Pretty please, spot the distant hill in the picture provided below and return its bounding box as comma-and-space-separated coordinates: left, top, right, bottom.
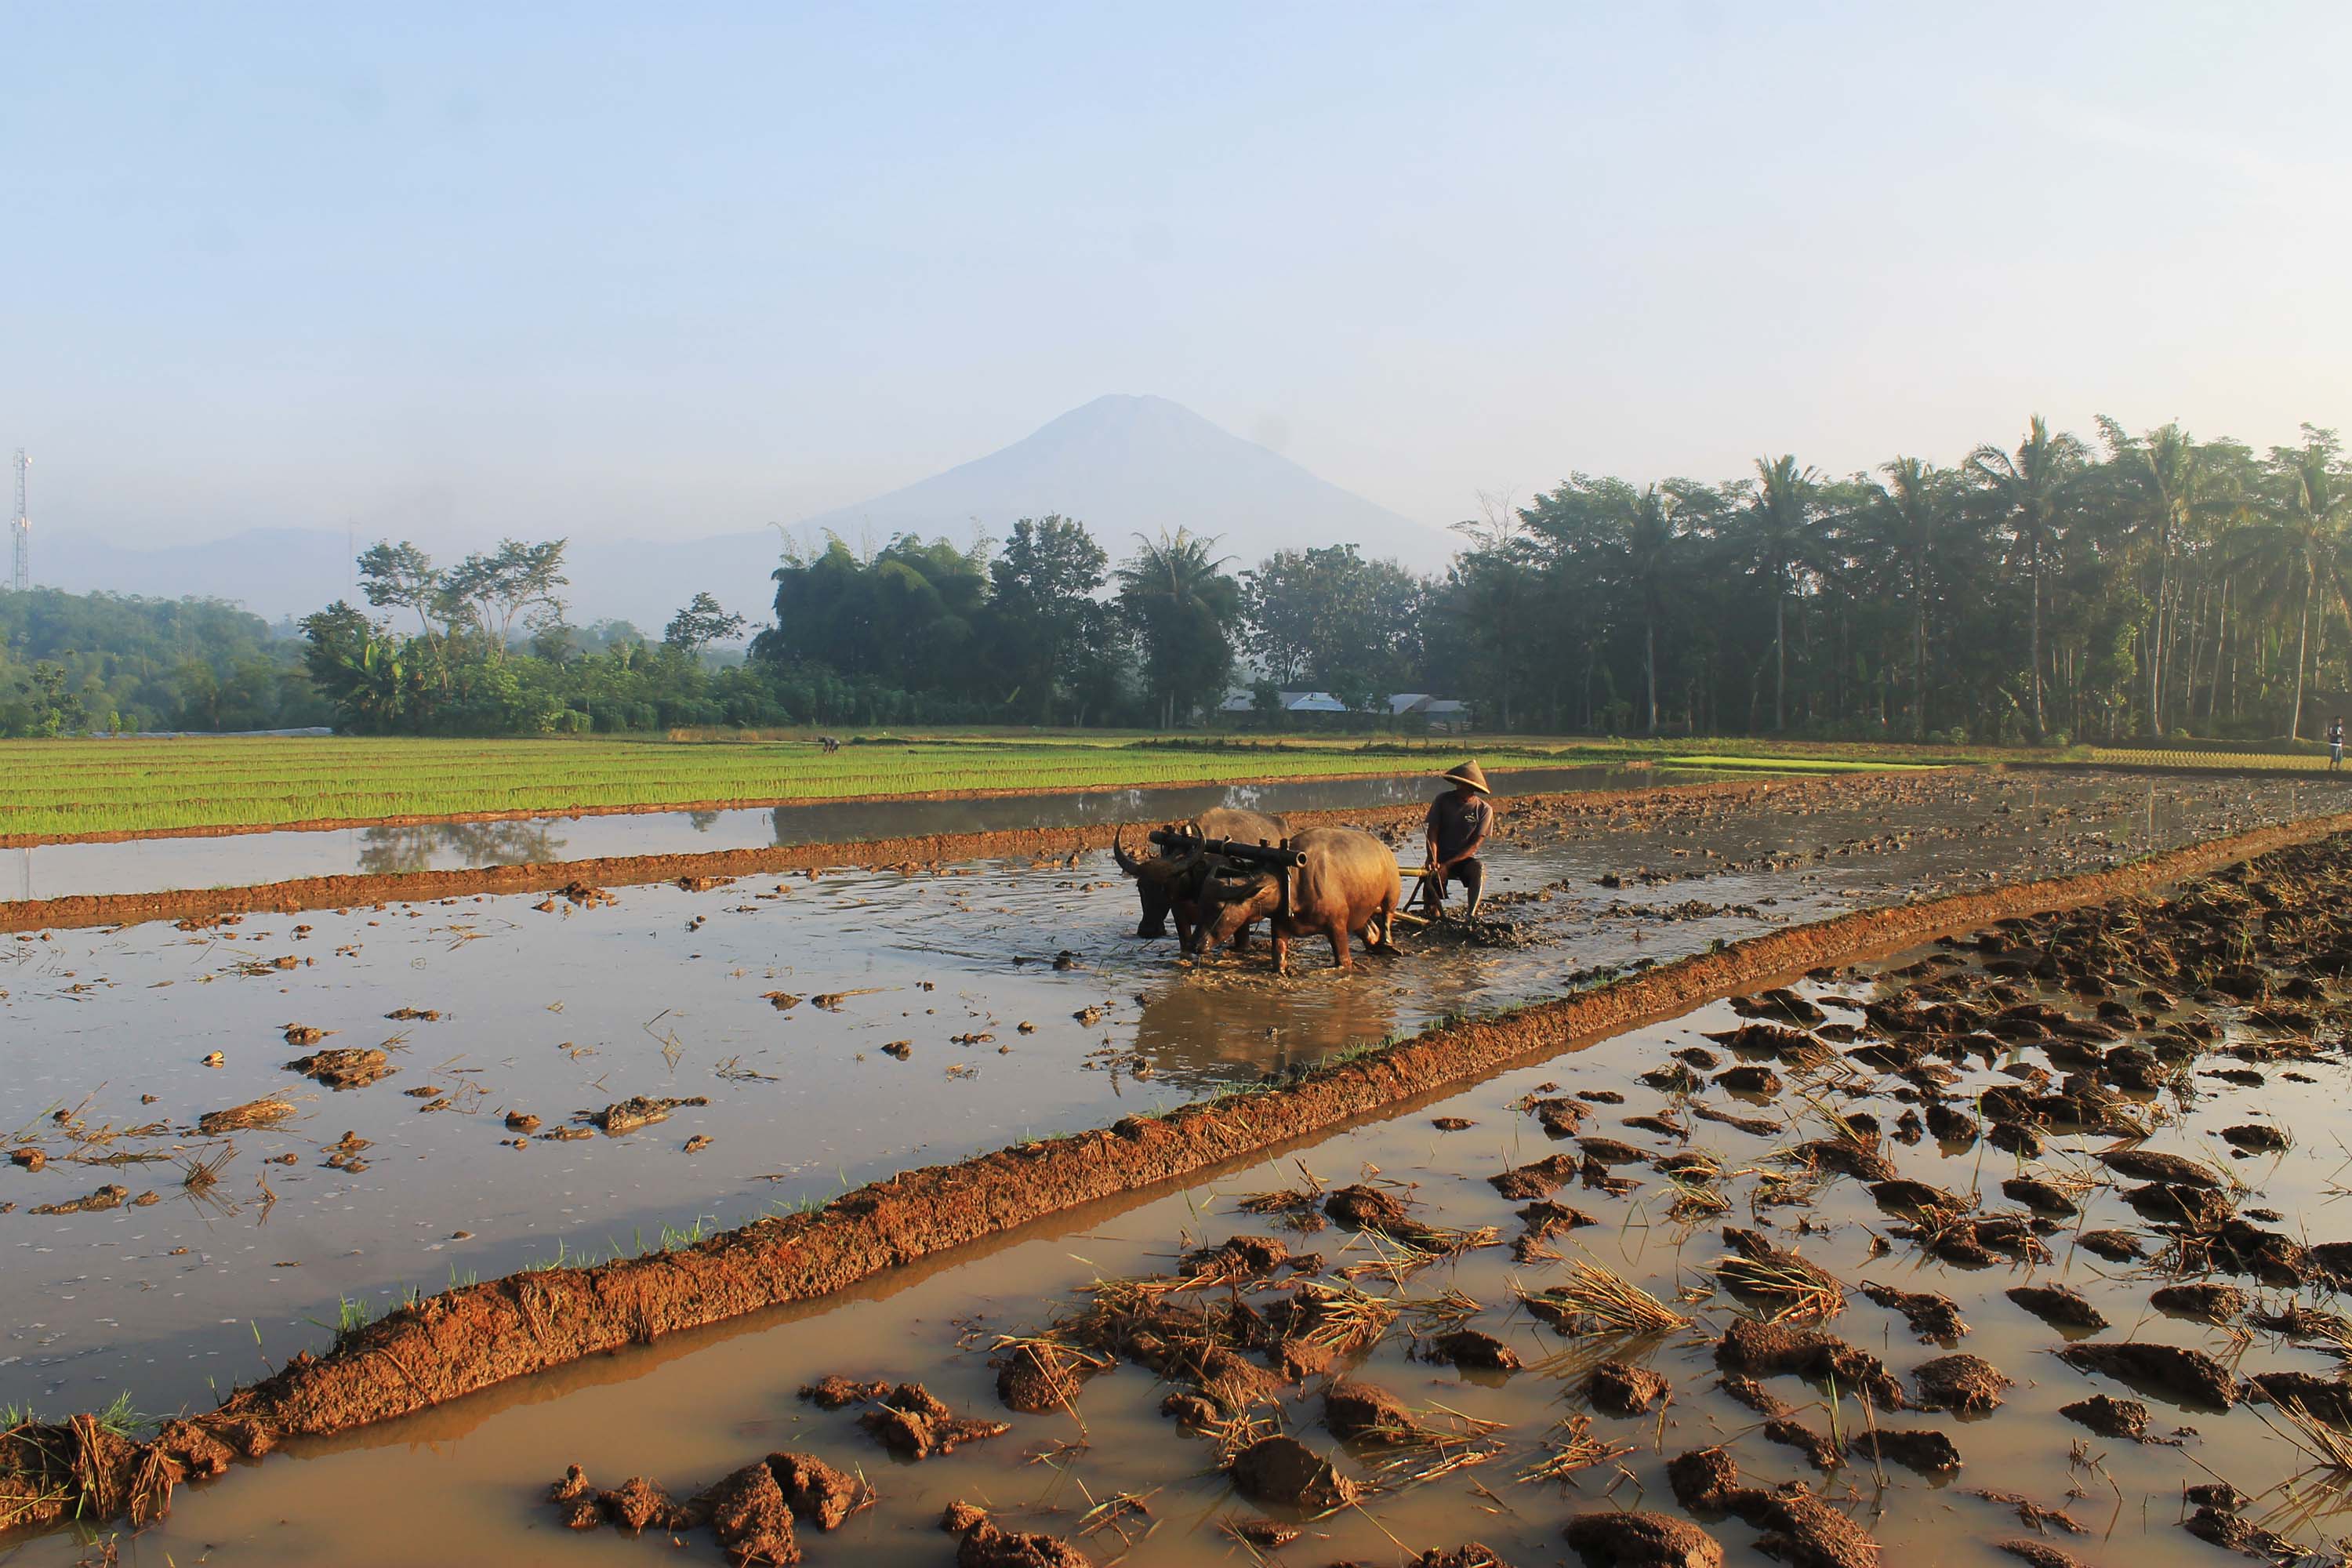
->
29, 396, 1454, 631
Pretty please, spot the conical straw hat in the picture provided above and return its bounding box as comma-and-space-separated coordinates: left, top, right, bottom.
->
1442, 760, 1491, 793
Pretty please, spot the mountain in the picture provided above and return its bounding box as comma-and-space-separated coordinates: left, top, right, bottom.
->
28, 396, 1453, 631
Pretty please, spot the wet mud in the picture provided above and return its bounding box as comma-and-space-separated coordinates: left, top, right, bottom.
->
13, 804, 2352, 1548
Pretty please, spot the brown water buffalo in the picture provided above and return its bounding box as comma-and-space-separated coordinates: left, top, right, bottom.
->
1112, 807, 1290, 944
1185, 826, 1401, 975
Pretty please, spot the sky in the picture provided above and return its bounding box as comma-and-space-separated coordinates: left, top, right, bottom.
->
5, 2, 2349, 554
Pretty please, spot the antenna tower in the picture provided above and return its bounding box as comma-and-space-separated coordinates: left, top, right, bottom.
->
9, 450, 26, 593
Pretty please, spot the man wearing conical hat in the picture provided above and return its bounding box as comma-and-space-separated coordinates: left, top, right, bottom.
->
1422, 760, 1494, 919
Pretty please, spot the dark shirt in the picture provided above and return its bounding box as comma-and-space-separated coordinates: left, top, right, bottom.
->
1427, 791, 1494, 861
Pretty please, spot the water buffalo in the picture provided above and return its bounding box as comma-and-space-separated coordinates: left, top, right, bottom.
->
1111, 807, 1290, 944
1185, 826, 1401, 975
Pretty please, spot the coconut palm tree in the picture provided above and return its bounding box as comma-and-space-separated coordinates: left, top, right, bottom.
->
1731, 456, 1831, 730
1865, 457, 1965, 740
1968, 416, 2089, 742
2230, 435, 2352, 741
2110, 422, 2228, 736
1116, 528, 1241, 729
1611, 485, 1686, 735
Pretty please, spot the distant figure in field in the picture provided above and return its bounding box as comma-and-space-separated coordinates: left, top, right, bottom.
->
2331, 717, 2344, 773
1422, 760, 1494, 919
818, 735, 841, 753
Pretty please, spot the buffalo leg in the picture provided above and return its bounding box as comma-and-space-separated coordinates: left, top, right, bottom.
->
1271, 931, 1289, 976
1327, 922, 1352, 972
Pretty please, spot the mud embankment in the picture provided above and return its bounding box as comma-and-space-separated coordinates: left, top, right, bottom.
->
0, 773, 1860, 935
9, 806, 2352, 1536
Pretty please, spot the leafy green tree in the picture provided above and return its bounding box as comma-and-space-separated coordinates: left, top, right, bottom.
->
1730, 456, 1835, 731
356, 541, 446, 638
985, 515, 1109, 723
663, 592, 748, 655
1116, 528, 1241, 728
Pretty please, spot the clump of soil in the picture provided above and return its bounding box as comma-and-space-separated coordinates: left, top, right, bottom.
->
855, 1384, 1011, 1459
1587, 1360, 1671, 1417
578, 1095, 710, 1134
31, 1182, 131, 1215
1324, 1183, 1411, 1229
197, 1097, 296, 1135
2059, 1342, 2239, 1409
1667, 1445, 1741, 1512
285, 1047, 393, 1090
1228, 1434, 1356, 1510
2005, 1285, 2106, 1332
1562, 1509, 1724, 1567
1848, 1428, 1962, 1475
994, 1342, 1090, 1414
1715, 1318, 1904, 1410
1323, 1379, 1426, 1444
2147, 1283, 2245, 1324
1490, 1155, 1580, 1200
1425, 1329, 1520, 1370
2057, 1394, 2150, 1440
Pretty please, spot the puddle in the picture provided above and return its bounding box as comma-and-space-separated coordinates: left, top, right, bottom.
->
0, 770, 2344, 1440
13, 880, 2348, 1566
2, 764, 1690, 902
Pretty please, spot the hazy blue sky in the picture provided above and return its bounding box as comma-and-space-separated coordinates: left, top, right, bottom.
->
7, 2, 2347, 551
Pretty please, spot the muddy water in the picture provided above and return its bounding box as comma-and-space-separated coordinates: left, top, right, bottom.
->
0, 773, 2341, 1439
16, 956, 2345, 1568
2, 764, 1666, 901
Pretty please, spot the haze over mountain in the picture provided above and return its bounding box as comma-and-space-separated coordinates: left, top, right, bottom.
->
29, 396, 1453, 634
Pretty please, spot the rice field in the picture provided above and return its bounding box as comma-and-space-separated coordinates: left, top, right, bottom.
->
13, 729, 2307, 844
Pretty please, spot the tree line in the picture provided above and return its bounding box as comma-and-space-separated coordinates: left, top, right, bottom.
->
13, 411, 2349, 742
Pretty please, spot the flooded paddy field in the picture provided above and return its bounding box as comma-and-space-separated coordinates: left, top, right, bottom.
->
2, 767, 2350, 1564
0, 770, 2336, 1421
3, 764, 1666, 903
15, 817, 2352, 1566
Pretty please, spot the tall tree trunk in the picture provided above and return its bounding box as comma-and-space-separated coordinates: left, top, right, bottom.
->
1773, 589, 1786, 731
2292, 565, 2314, 742
1643, 615, 1657, 735
2028, 538, 2045, 742
1912, 551, 1928, 740
2205, 577, 2228, 724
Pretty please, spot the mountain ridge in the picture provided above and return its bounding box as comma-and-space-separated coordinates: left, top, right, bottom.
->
25, 396, 1452, 630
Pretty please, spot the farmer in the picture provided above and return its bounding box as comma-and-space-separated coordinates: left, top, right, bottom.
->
1421, 760, 1494, 919
2331, 716, 2344, 773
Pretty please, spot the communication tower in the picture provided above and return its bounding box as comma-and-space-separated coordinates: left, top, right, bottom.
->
9, 449, 26, 593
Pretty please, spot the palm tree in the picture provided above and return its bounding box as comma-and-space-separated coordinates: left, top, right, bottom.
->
1733, 456, 1829, 730
1968, 416, 2088, 742
1611, 485, 1685, 735
2116, 423, 2224, 736
1115, 528, 1240, 729
1867, 457, 1962, 740
2230, 436, 2352, 741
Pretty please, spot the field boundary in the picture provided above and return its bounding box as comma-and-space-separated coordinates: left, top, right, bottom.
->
9, 804, 2351, 1534
0, 772, 1860, 933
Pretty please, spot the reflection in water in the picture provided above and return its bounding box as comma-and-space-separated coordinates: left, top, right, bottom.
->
1131, 967, 1403, 1083
354, 820, 568, 875
688, 810, 720, 831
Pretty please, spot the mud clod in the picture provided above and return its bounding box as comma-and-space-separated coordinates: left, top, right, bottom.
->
31, 1182, 129, 1216
2005, 1285, 2107, 1332
996, 1341, 1087, 1414
957, 1520, 1095, 1568
1324, 1378, 1425, 1444
1324, 1183, 1411, 1230
1587, 1360, 1671, 1417
196, 1097, 296, 1135
1849, 1428, 1962, 1475
1717, 1318, 1904, 1410
1427, 1329, 1521, 1370
285, 1047, 393, 1090
1228, 1433, 1356, 1510
1667, 1445, 1741, 1512
579, 1094, 710, 1134
694, 1461, 801, 1566
2059, 1342, 2239, 1409
1562, 1509, 1725, 1568
767, 1452, 870, 1530
856, 1383, 1010, 1458
2058, 1394, 2150, 1440
1726, 1483, 1882, 1568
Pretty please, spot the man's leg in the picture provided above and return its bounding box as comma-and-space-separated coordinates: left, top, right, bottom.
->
1458, 857, 1485, 918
